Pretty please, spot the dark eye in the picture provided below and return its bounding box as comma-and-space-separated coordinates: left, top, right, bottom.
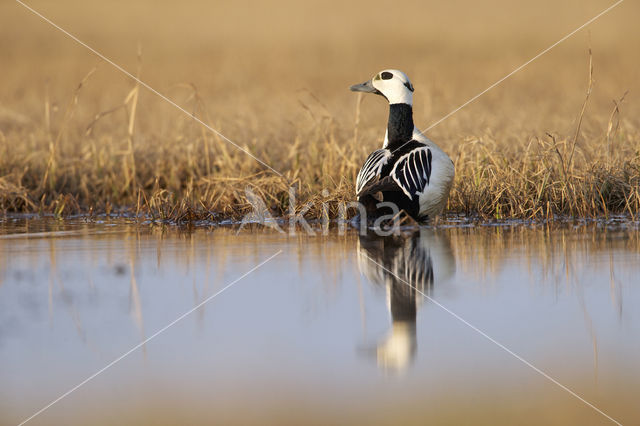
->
381, 72, 393, 80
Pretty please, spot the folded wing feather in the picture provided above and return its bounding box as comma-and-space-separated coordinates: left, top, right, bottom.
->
356, 149, 391, 195
391, 147, 432, 199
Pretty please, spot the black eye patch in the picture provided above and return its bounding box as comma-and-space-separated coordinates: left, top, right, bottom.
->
381, 71, 393, 80
404, 81, 414, 92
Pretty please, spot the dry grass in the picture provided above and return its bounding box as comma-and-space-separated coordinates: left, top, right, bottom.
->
0, 0, 639, 222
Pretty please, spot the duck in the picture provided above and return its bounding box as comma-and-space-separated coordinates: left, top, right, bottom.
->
350, 69, 454, 220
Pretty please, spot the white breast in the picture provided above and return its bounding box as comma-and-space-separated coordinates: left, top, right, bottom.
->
412, 128, 455, 217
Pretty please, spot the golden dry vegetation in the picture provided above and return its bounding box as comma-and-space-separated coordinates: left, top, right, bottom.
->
0, 0, 639, 221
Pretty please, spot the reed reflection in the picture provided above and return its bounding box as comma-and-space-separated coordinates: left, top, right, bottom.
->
357, 229, 455, 372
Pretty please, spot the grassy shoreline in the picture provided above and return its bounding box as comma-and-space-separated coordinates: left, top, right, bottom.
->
1, 79, 638, 222
1, 1, 638, 222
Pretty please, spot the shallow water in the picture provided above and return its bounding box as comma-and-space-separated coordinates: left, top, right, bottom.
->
1, 218, 639, 425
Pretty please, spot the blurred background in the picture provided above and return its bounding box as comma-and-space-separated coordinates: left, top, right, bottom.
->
1, 0, 637, 142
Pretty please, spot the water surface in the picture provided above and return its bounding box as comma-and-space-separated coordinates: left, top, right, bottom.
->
1, 219, 639, 425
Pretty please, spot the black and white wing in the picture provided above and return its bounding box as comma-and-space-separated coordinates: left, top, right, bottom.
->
391, 147, 432, 199
356, 149, 391, 195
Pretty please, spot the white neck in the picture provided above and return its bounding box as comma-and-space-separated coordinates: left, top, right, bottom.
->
386, 90, 413, 105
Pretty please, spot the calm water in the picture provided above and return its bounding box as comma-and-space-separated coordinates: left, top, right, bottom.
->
1, 218, 639, 425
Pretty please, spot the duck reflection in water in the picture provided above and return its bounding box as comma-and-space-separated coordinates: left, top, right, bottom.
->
357, 229, 455, 372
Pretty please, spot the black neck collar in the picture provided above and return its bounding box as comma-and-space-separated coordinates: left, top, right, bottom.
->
387, 103, 414, 147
